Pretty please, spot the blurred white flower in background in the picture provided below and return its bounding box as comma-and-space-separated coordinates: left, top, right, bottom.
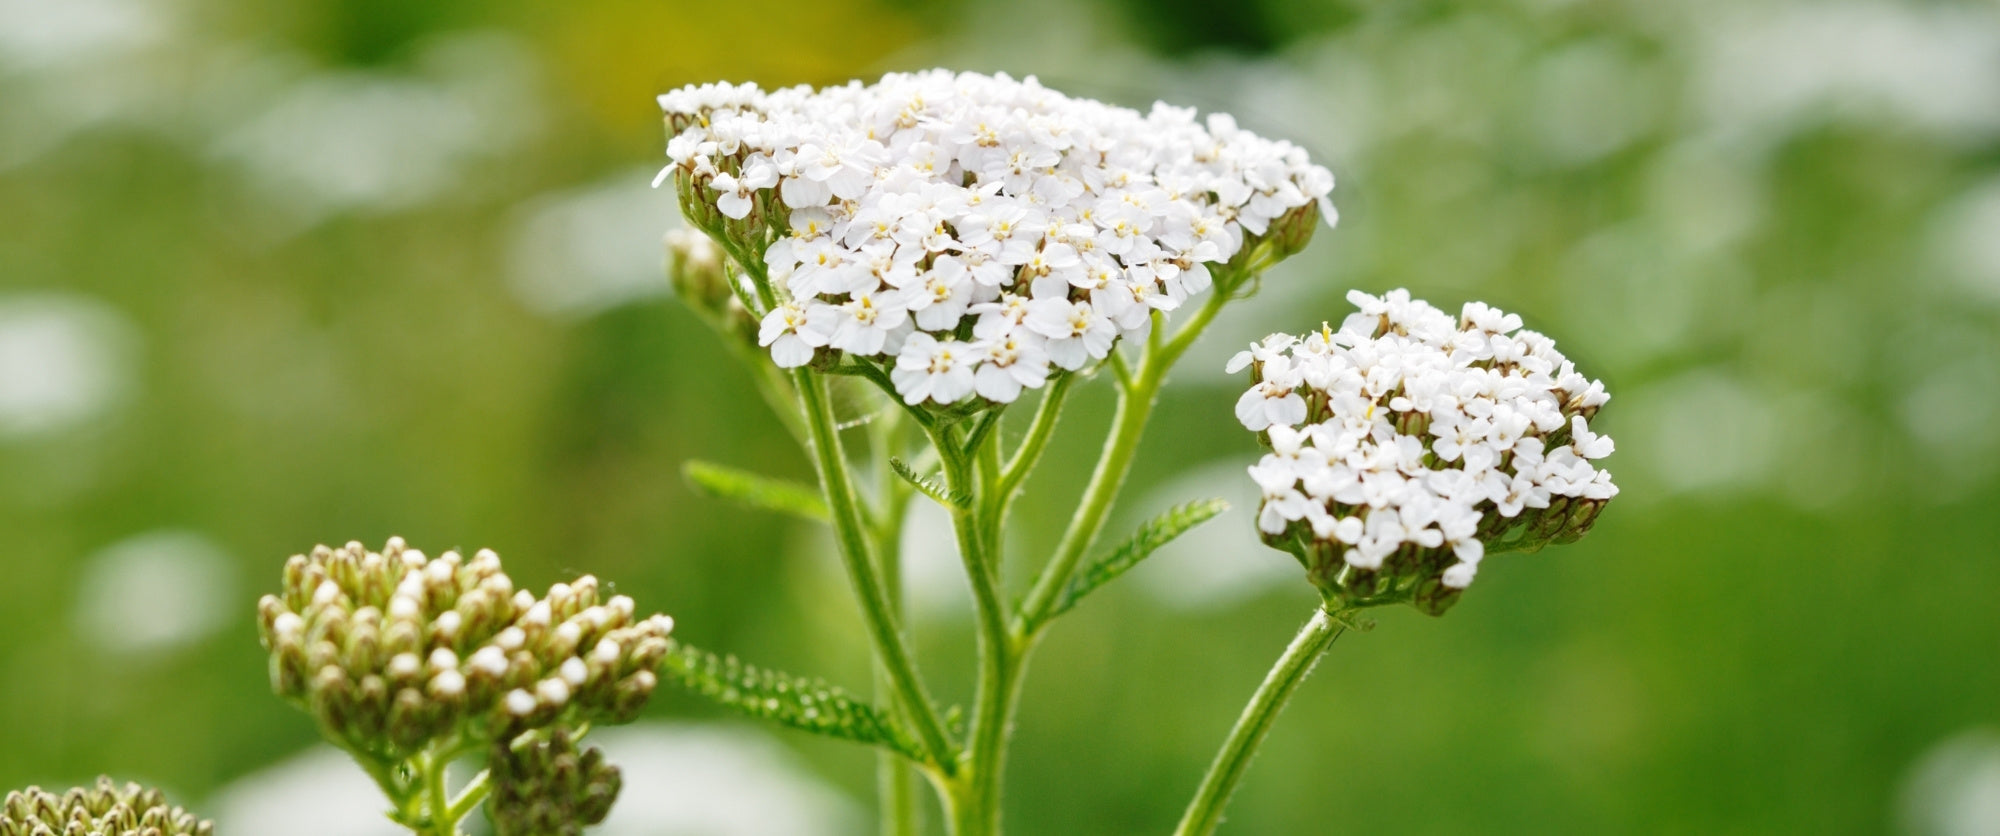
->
1697, 2, 2000, 147
0, 292, 138, 440
209, 746, 406, 836
1900, 729, 2000, 836
211, 32, 544, 233
897, 495, 973, 619
1897, 331, 2000, 499
75, 529, 235, 656
0, 0, 176, 168
505, 169, 685, 318
212, 724, 855, 836
1931, 177, 2000, 306
1525, 39, 1664, 167
589, 723, 860, 836
0, 0, 167, 73
1627, 371, 1776, 496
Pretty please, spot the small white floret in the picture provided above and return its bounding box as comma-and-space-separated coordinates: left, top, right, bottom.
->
387, 653, 421, 678
505, 689, 537, 716
429, 669, 466, 698
536, 678, 571, 707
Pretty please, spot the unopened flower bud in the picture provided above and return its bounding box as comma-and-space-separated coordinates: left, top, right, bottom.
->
260, 537, 676, 788
469, 646, 509, 679
430, 670, 466, 699
506, 689, 537, 717
487, 727, 621, 836
388, 653, 422, 680
3, 778, 211, 836
433, 610, 463, 640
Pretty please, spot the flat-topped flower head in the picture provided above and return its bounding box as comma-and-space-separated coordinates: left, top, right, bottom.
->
1231, 290, 1616, 615
3, 777, 212, 836
660, 69, 1336, 408
257, 538, 673, 759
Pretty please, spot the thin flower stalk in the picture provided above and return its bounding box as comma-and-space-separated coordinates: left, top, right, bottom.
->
1173, 609, 1345, 836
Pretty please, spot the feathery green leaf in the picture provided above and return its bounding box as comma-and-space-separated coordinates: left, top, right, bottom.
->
889, 457, 969, 509
659, 640, 926, 762
683, 460, 828, 523
1043, 498, 1230, 623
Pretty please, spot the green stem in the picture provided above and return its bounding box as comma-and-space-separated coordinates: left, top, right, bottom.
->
424, 752, 454, 836
931, 426, 1015, 836
1015, 289, 1229, 635
994, 374, 1072, 513
879, 749, 921, 836
1172, 608, 1346, 836
440, 769, 490, 829
795, 368, 957, 769
1012, 379, 1152, 635
869, 406, 923, 836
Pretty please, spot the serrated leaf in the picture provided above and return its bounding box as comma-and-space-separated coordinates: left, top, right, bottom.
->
683, 460, 828, 523
889, 457, 969, 509
1044, 498, 1230, 623
659, 640, 925, 761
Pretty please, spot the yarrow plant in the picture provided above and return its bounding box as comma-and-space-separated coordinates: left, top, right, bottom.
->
647, 67, 1620, 836
2, 67, 1623, 836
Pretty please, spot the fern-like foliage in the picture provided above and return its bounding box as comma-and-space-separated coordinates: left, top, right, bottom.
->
1042, 498, 1230, 623
659, 640, 926, 762
683, 460, 829, 523
889, 457, 969, 509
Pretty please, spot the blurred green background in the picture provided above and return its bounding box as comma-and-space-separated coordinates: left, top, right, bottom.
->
4, 0, 1999, 833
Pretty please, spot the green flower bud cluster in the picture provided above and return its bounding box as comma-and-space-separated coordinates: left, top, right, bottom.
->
256, 538, 674, 760
1216, 201, 1325, 297
665, 228, 730, 312
2, 778, 211, 836
666, 227, 759, 347
487, 728, 621, 836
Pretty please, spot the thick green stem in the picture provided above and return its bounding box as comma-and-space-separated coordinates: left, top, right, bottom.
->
870, 407, 923, 836
1172, 608, 1346, 836
795, 369, 956, 768
424, 752, 454, 836
930, 427, 1015, 836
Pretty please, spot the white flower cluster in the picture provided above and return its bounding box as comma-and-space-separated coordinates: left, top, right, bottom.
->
1232, 290, 1616, 594
658, 70, 1335, 406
